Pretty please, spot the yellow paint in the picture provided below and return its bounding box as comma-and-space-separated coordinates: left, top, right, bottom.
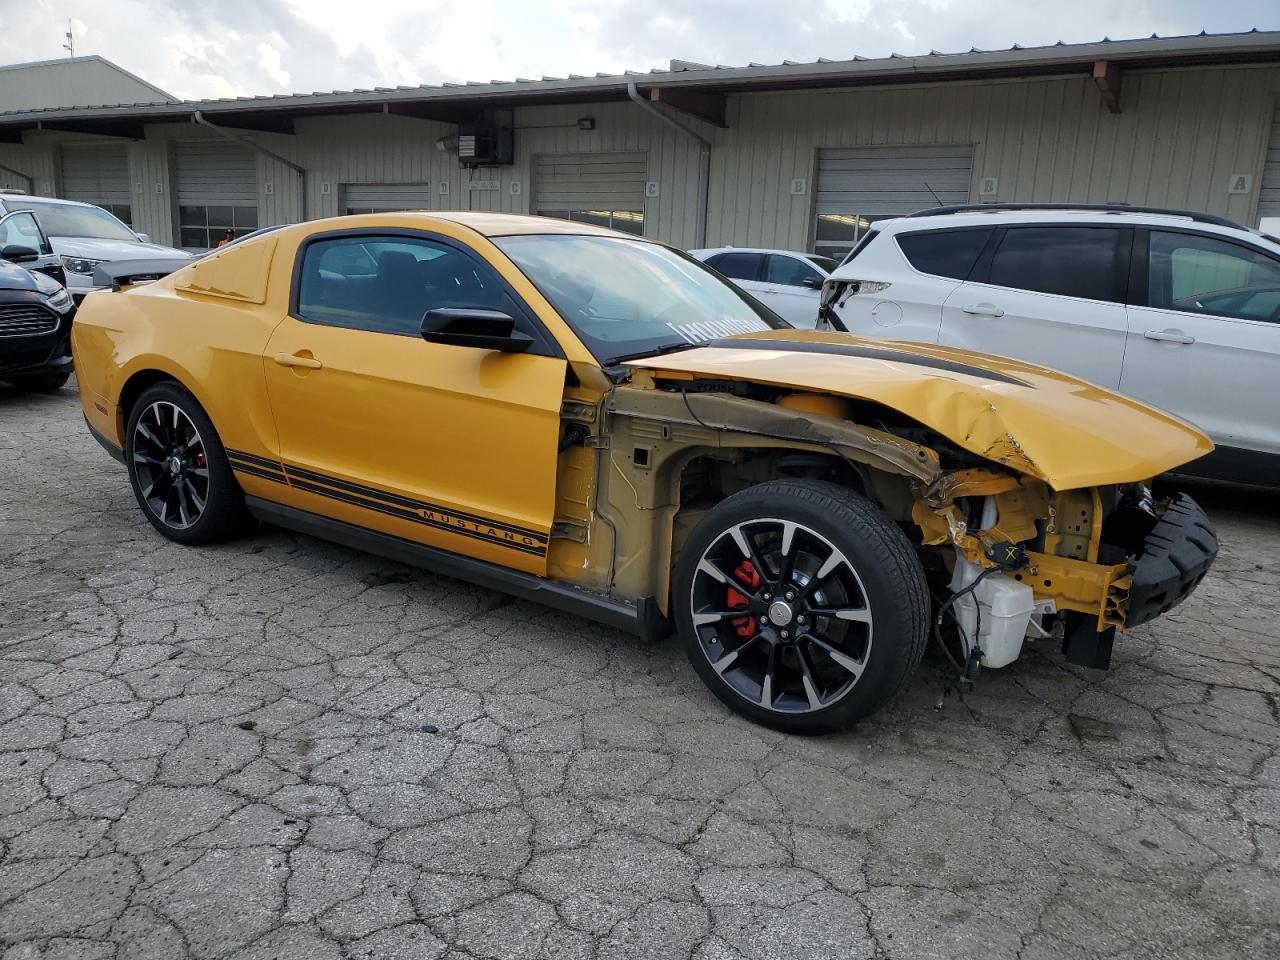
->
628, 328, 1213, 491
776, 392, 852, 419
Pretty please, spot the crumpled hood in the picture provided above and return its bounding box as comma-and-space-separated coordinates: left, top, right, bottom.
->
626, 329, 1212, 490
50, 236, 191, 262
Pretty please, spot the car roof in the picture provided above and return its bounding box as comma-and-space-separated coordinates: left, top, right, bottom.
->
258, 211, 645, 242
0, 193, 100, 210
873, 207, 1262, 237
691, 247, 820, 258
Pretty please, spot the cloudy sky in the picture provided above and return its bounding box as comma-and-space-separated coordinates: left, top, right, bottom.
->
2, 0, 1278, 101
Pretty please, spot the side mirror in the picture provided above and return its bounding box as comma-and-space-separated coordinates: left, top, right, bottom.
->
135, 232, 151, 243
1, 244, 39, 263
802, 275, 823, 290
421, 307, 533, 353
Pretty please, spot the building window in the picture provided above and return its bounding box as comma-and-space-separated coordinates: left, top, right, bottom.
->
538, 209, 644, 236
813, 213, 891, 261
179, 205, 258, 250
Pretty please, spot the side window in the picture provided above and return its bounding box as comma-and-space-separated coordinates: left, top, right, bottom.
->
765, 255, 821, 287
1148, 230, 1280, 323
896, 228, 992, 280
0, 211, 47, 254
710, 252, 764, 282
296, 235, 511, 335
988, 227, 1123, 302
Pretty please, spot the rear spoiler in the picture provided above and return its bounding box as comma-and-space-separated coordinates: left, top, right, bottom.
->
93, 258, 188, 290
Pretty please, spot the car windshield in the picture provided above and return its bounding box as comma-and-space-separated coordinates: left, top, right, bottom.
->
494, 234, 788, 364
3, 199, 137, 242
806, 255, 840, 273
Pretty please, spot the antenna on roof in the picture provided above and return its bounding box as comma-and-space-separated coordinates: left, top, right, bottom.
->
922, 181, 945, 207
62, 19, 74, 58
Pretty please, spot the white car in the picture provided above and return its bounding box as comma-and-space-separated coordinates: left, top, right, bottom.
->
0, 194, 190, 300
821, 204, 1280, 485
689, 247, 840, 326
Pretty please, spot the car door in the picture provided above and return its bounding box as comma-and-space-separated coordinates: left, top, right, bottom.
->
0, 210, 65, 286
938, 225, 1131, 388
706, 252, 769, 302
758, 254, 823, 326
261, 230, 568, 576
1120, 228, 1280, 472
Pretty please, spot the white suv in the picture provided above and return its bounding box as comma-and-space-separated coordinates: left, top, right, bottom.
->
822, 204, 1280, 485
0, 193, 190, 301
690, 247, 840, 326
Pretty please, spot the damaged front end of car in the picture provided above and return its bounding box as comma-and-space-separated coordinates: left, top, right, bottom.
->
615, 329, 1219, 675
913, 469, 1218, 673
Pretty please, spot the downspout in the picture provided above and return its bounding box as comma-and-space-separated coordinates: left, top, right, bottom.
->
626, 81, 710, 248
192, 110, 307, 221
0, 161, 34, 193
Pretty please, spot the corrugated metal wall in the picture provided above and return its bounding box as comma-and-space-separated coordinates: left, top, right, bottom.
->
708, 65, 1280, 250
1, 64, 1277, 254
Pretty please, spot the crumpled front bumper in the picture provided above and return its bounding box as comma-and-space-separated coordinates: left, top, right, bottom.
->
1125, 494, 1218, 628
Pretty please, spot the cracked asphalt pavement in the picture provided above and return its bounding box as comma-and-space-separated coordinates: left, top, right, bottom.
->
2, 381, 1278, 960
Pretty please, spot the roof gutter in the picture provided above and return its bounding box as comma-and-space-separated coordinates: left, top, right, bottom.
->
627, 81, 710, 248
192, 110, 306, 217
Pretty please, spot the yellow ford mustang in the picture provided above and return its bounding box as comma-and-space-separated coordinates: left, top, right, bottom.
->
74, 213, 1218, 732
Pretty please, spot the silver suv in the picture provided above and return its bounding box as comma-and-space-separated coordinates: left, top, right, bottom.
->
0, 193, 190, 301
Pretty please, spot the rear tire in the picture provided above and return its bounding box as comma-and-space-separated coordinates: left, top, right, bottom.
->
10, 371, 70, 393
672, 480, 928, 733
125, 381, 248, 545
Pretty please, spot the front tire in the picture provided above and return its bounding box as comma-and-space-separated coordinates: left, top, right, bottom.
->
673, 480, 928, 733
125, 382, 247, 545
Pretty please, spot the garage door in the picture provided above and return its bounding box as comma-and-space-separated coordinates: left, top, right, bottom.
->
533, 152, 646, 234
60, 144, 132, 225
174, 141, 258, 250
343, 183, 432, 214
814, 145, 974, 259
1258, 102, 1280, 233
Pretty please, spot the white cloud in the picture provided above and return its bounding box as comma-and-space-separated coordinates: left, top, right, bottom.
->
0, 0, 1274, 101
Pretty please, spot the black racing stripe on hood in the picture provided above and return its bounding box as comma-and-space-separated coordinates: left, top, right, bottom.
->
704, 338, 1029, 387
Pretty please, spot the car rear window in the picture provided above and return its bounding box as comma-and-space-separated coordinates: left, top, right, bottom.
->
709, 252, 764, 282
839, 229, 880, 267
896, 228, 992, 280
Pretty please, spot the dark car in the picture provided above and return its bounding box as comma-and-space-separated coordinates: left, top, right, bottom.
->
0, 250, 77, 392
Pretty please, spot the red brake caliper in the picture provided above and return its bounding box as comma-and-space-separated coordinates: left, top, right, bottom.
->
725, 560, 761, 638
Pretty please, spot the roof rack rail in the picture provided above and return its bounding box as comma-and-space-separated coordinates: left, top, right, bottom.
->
906, 203, 1243, 230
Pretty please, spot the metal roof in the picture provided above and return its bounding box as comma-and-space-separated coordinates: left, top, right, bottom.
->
1, 28, 1278, 135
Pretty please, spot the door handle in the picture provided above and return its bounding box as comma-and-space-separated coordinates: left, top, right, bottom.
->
273, 352, 323, 369
1143, 329, 1196, 345
961, 303, 1005, 318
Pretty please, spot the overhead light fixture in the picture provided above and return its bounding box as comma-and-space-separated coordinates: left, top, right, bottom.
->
577, 117, 595, 131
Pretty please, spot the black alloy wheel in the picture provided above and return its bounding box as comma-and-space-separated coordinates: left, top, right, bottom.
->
674, 480, 929, 733
132, 398, 210, 530
126, 381, 248, 545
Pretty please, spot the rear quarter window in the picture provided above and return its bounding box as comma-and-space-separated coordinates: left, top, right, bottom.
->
895, 228, 993, 280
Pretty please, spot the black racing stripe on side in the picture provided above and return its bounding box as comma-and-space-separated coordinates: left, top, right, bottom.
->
224, 448, 285, 470
231, 462, 289, 484
288, 476, 547, 557
704, 338, 1029, 387
281, 463, 548, 544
